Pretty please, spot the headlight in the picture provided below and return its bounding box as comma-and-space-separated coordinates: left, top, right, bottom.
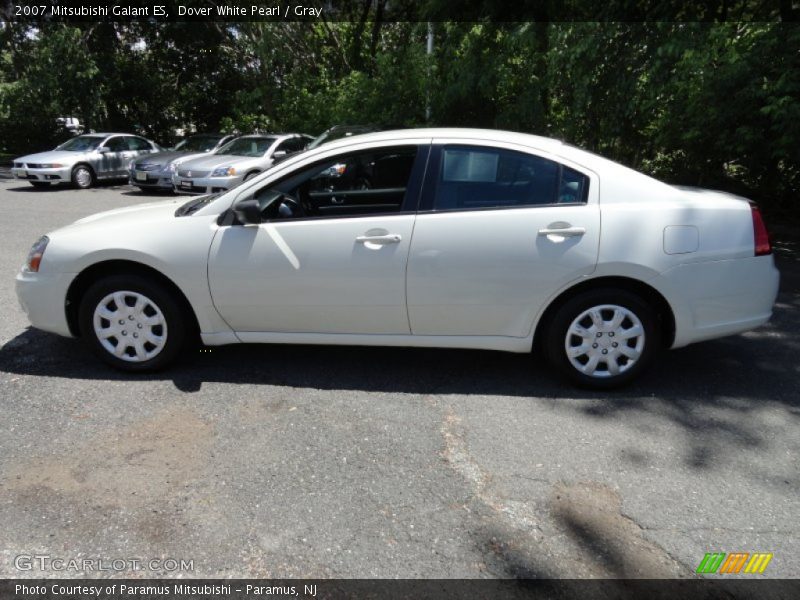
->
39, 163, 63, 168
211, 166, 237, 177
25, 236, 49, 272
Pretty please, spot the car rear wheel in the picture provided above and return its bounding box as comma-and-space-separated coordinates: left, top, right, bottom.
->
78, 275, 186, 371
30, 182, 50, 189
544, 288, 659, 389
71, 164, 94, 189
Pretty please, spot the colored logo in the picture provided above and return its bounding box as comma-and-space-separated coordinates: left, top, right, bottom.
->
696, 552, 773, 574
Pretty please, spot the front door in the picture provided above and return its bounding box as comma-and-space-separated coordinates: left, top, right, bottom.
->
99, 136, 130, 177
208, 144, 429, 335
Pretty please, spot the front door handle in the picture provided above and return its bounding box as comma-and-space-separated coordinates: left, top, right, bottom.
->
537, 226, 586, 237
356, 234, 402, 244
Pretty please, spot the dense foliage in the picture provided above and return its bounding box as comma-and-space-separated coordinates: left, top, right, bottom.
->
1, 17, 798, 217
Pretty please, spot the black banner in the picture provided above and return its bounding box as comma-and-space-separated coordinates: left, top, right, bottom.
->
2, 579, 800, 600
1, 0, 798, 23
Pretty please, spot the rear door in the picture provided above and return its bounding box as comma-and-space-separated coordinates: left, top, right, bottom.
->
406, 142, 600, 338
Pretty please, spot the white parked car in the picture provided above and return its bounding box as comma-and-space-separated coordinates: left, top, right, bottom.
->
15, 129, 779, 388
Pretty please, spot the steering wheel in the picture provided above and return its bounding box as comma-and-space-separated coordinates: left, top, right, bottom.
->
276, 193, 306, 218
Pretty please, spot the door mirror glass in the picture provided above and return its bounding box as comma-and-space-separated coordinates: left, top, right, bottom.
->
97, 146, 110, 154
273, 150, 288, 159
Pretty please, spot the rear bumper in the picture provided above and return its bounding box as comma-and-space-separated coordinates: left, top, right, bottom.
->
15, 269, 75, 337
655, 255, 780, 348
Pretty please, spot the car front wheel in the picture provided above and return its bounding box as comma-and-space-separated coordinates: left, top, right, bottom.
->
71, 165, 94, 189
544, 289, 659, 389
78, 275, 186, 371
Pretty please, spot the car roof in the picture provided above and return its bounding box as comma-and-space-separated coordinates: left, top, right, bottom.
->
318, 128, 563, 153
82, 132, 144, 137
235, 134, 280, 139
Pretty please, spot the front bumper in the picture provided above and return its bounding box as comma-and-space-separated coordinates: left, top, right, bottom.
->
11, 166, 72, 184
129, 167, 174, 190
173, 174, 243, 195
15, 269, 75, 337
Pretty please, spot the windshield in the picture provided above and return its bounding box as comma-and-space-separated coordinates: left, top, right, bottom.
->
56, 136, 104, 151
174, 192, 223, 217
216, 137, 275, 157
174, 135, 224, 152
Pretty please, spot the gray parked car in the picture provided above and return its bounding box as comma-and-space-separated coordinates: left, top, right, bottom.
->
129, 133, 237, 192
11, 133, 160, 189
173, 133, 312, 195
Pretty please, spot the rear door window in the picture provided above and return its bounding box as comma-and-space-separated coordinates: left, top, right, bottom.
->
429, 145, 589, 211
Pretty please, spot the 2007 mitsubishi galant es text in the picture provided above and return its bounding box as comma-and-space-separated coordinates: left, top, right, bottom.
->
16, 129, 779, 388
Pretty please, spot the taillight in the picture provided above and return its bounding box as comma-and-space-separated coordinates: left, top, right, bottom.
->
750, 203, 772, 256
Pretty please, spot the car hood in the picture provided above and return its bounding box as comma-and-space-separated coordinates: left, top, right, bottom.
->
179, 153, 265, 171
63, 199, 185, 231
16, 150, 84, 164
135, 150, 209, 167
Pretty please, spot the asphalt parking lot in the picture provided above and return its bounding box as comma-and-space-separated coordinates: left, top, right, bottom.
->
0, 177, 798, 579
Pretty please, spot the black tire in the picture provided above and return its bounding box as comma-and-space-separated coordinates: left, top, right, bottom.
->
71, 164, 95, 189
244, 171, 260, 181
78, 274, 187, 371
30, 181, 51, 189
543, 288, 660, 389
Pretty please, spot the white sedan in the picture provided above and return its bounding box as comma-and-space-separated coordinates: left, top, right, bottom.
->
15, 129, 779, 388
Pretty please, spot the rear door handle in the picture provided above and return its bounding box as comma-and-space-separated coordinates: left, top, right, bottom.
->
356, 234, 402, 244
537, 226, 586, 237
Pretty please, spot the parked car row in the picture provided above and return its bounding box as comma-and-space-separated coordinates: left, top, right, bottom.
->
11, 125, 377, 193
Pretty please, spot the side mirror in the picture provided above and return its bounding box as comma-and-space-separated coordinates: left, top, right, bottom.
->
97, 146, 110, 154
272, 150, 288, 159
233, 198, 262, 224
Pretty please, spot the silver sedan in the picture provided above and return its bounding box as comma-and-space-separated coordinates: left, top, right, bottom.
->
173, 134, 312, 195
11, 133, 160, 189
